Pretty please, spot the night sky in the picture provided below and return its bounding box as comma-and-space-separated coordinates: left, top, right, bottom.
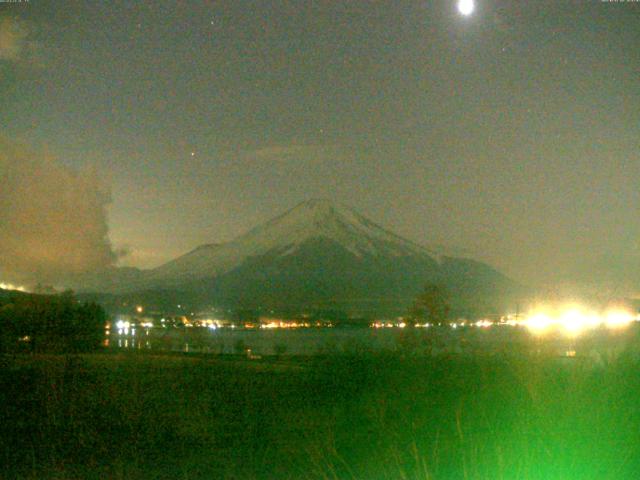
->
1, 1, 639, 292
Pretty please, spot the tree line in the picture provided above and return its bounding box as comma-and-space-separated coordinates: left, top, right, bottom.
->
0, 290, 106, 353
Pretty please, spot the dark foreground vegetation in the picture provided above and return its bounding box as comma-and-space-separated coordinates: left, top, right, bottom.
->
0, 290, 106, 353
2, 348, 640, 479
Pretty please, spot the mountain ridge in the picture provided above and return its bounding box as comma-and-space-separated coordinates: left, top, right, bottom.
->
115, 199, 453, 290
69, 200, 524, 316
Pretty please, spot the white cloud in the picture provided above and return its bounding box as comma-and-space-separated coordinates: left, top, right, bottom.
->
0, 138, 118, 285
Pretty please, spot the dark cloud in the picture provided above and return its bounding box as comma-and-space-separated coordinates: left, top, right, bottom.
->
0, 138, 117, 286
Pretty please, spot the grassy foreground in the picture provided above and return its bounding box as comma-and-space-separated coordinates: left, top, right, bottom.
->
2, 349, 640, 479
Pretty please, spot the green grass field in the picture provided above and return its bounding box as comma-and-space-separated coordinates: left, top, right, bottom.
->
2, 349, 640, 479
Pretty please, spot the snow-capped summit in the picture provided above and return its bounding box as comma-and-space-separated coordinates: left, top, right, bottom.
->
144, 199, 439, 286
234, 198, 438, 258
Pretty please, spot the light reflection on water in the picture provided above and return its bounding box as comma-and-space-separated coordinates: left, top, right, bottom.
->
106, 325, 640, 359
115, 336, 151, 350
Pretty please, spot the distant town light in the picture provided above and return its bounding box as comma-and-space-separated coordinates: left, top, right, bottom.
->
605, 310, 634, 329
525, 313, 552, 335
116, 320, 130, 329
559, 310, 587, 336
474, 319, 493, 328
522, 305, 638, 337
0, 282, 27, 292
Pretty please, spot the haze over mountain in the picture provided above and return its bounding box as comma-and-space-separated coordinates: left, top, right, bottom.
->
72, 200, 524, 317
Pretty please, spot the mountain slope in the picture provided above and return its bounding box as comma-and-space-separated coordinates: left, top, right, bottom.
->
74, 199, 524, 316
143, 199, 444, 287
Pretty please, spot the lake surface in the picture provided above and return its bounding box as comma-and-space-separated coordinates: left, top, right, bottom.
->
106, 324, 640, 359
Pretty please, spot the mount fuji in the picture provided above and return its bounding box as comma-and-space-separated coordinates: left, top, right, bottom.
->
74, 200, 523, 317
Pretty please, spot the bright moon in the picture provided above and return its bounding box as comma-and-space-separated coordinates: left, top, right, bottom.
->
458, 0, 475, 16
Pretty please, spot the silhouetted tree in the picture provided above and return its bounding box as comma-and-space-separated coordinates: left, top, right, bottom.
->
0, 291, 106, 353
408, 284, 451, 326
